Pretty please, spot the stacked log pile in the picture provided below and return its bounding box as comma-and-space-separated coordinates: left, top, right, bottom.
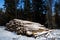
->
6, 19, 26, 35
6, 19, 52, 37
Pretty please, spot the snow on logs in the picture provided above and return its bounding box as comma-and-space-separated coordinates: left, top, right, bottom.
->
6, 19, 52, 37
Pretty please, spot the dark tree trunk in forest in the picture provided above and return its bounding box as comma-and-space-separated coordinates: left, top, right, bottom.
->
32, 0, 47, 24
55, 1, 60, 28
24, 0, 31, 21
46, 0, 53, 28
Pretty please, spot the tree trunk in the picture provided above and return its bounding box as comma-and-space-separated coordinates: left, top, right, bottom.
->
46, 0, 53, 28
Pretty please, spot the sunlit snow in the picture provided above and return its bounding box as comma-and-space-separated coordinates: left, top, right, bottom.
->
0, 26, 60, 40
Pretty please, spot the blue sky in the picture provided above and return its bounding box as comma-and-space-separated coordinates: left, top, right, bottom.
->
0, 0, 4, 8
0, 0, 24, 9
0, 0, 56, 8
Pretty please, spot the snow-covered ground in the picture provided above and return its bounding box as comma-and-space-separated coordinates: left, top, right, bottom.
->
0, 26, 60, 40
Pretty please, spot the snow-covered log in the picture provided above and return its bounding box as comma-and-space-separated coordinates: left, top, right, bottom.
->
6, 19, 52, 37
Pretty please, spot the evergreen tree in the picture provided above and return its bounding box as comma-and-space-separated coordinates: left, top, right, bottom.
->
32, 0, 47, 24
4, 0, 19, 20
55, 2, 60, 28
